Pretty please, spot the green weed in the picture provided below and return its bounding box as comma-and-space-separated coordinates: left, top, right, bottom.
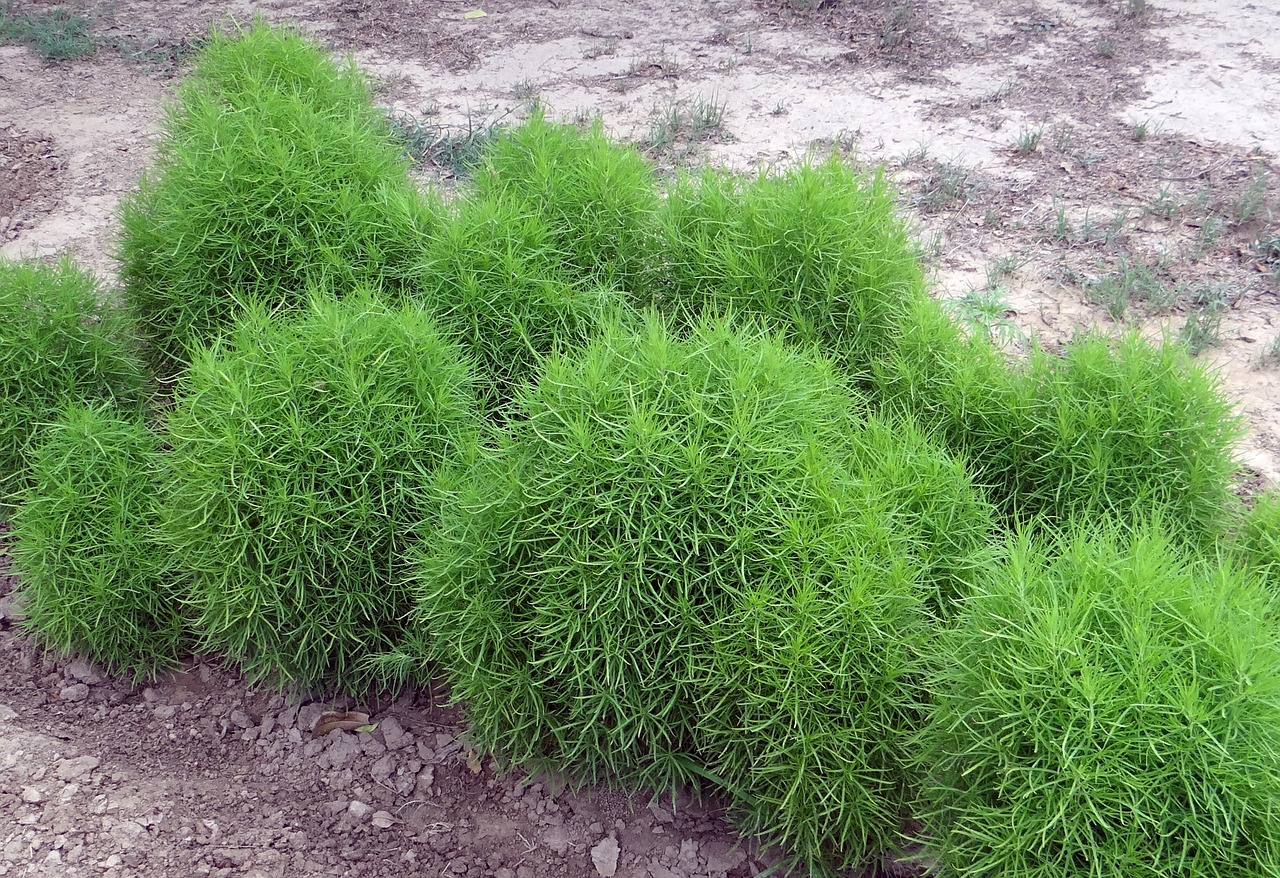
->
1233, 492, 1280, 589
917, 523, 1280, 878
0, 257, 148, 505
1014, 124, 1042, 154
163, 293, 479, 694
118, 20, 439, 376
640, 92, 728, 157
387, 107, 513, 178
1179, 282, 1231, 354
0, 3, 94, 60
11, 403, 186, 679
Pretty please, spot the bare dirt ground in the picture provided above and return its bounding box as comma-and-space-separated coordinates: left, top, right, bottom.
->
1, 1, 1278, 876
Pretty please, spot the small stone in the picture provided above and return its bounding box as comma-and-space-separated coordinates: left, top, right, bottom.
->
59, 684, 89, 702
370, 753, 396, 785
21, 786, 44, 803
55, 756, 99, 781
379, 716, 412, 750
371, 811, 395, 829
0, 705, 16, 723
414, 766, 435, 797
591, 837, 620, 877
543, 825, 570, 856
347, 801, 373, 820
229, 708, 252, 729
321, 800, 349, 816
153, 705, 176, 720
494, 869, 515, 878
66, 659, 104, 685
649, 803, 673, 824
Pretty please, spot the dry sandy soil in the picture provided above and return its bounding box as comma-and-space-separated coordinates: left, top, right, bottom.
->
1, 1, 1278, 876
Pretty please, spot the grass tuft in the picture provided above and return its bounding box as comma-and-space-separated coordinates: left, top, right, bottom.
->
118, 20, 439, 376
917, 523, 1280, 878
11, 403, 186, 679
0, 3, 94, 60
163, 292, 479, 694
1233, 492, 1280, 591
0, 257, 149, 505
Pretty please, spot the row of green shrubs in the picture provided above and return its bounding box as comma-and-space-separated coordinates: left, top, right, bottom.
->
4, 20, 1280, 878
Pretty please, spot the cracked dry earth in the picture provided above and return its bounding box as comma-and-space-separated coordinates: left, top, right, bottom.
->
2, 0, 1279, 876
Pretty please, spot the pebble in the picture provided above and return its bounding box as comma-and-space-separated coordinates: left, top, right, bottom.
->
379, 716, 412, 750
0, 705, 16, 723
55, 756, 99, 781
59, 684, 89, 702
347, 801, 373, 820
21, 786, 44, 803
65, 660, 104, 685
590, 836, 620, 877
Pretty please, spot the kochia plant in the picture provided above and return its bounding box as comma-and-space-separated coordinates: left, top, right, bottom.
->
413, 315, 991, 874
164, 292, 478, 693
118, 21, 439, 375
11, 403, 185, 679
0, 257, 148, 504
917, 523, 1280, 878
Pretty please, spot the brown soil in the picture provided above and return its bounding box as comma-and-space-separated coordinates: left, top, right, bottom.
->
1, 0, 1278, 876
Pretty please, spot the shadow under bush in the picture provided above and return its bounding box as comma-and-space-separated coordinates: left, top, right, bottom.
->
11, 402, 186, 680
0, 257, 148, 505
409, 314, 994, 874
163, 292, 479, 694
118, 20, 440, 376
916, 522, 1280, 878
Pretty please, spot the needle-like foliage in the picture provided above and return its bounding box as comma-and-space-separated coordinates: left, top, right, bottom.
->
470, 111, 660, 293
877, 298, 1242, 542
413, 315, 993, 873
1233, 491, 1280, 593
417, 195, 622, 408
164, 292, 479, 694
654, 158, 928, 375
916, 523, 1280, 878
0, 257, 148, 505
118, 20, 439, 376
11, 403, 186, 679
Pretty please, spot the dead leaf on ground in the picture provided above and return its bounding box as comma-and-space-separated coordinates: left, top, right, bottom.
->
312, 711, 373, 738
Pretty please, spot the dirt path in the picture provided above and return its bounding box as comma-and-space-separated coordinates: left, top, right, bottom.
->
1, 1, 1278, 876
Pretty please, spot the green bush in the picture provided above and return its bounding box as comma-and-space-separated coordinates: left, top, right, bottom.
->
413, 315, 990, 873
417, 195, 622, 406
877, 299, 1241, 541
164, 292, 478, 693
654, 158, 928, 373
0, 257, 148, 505
471, 111, 659, 292
11, 403, 185, 679
118, 21, 439, 375
1234, 492, 1280, 590
917, 524, 1280, 878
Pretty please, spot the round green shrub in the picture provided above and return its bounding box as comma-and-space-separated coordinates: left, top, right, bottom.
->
118, 22, 439, 375
471, 111, 659, 292
0, 257, 148, 504
655, 158, 928, 373
917, 524, 1280, 878
164, 292, 479, 693
417, 195, 622, 406
11, 403, 186, 679
414, 315, 987, 873
877, 300, 1241, 543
